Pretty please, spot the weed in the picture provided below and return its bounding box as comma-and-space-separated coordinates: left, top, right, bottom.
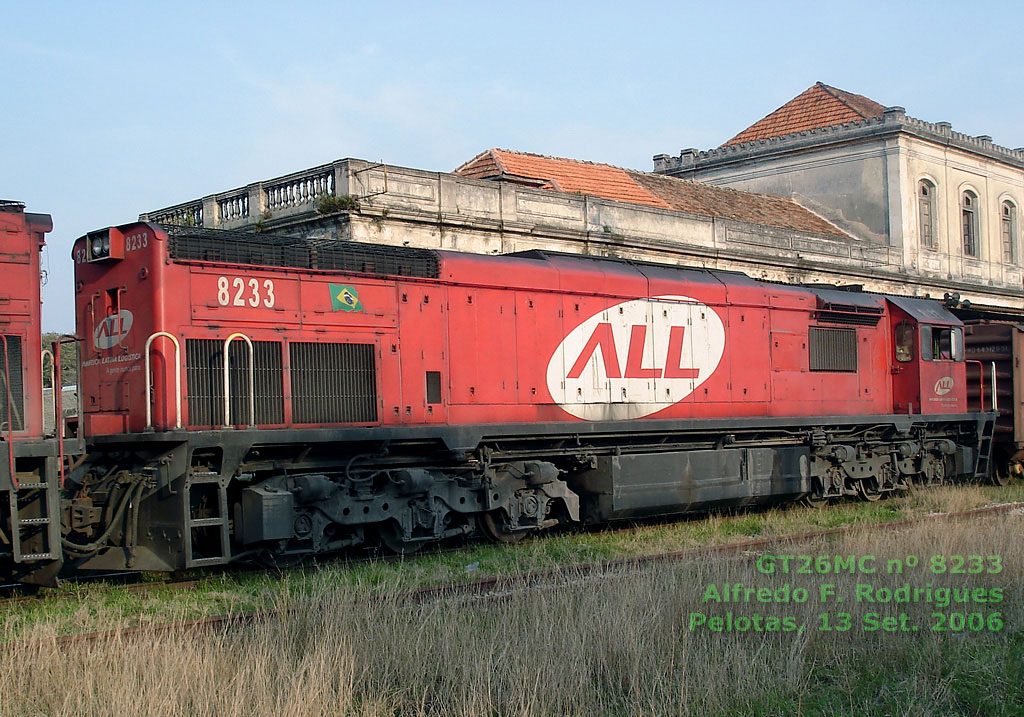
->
316, 194, 360, 214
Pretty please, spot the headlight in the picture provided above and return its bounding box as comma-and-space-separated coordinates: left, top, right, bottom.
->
81, 226, 127, 262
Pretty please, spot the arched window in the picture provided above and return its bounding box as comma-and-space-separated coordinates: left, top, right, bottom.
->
962, 191, 979, 257
918, 180, 936, 249
1001, 200, 1017, 264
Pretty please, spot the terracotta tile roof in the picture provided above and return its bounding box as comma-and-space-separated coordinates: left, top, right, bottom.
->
627, 171, 846, 237
454, 149, 849, 239
723, 82, 886, 147
454, 149, 672, 209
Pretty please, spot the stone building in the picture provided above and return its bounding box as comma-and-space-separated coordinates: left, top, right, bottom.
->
654, 82, 1024, 314
142, 150, 947, 302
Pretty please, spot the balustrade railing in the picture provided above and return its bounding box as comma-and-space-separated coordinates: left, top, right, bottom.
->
266, 170, 334, 211
217, 193, 249, 222
149, 202, 204, 228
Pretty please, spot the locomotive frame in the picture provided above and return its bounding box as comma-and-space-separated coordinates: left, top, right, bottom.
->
55, 222, 997, 573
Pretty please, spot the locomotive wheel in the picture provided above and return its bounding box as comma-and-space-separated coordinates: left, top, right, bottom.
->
800, 477, 829, 508
990, 465, 1011, 487
801, 493, 829, 509
856, 478, 883, 502
478, 510, 526, 544
378, 521, 422, 555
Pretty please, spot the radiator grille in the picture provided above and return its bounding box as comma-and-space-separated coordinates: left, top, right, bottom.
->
808, 327, 858, 373
815, 303, 884, 327
0, 335, 24, 431
186, 339, 284, 427
289, 342, 377, 424
165, 226, 440, 279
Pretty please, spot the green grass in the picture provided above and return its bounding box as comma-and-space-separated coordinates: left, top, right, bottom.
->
3, 501, 1022, 716
732, 631, 1024, 716
3, 483, 1023, 641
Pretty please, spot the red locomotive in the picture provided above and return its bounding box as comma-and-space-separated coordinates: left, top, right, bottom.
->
0, 201, 69, 585
63, 222, 995, 570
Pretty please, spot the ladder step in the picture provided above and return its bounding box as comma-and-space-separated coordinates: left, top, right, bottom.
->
188, 477, 223, 485
19, 553, 57, 561
188, 556, 227, 567
17, 517, 50, 525
189, 517, 227, 528
16, 483, 48, 490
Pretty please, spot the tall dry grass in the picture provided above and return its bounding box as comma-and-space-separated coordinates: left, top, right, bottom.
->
3, 511, 1021, 716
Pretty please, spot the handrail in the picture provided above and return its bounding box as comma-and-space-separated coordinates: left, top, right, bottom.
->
991, 360, 998, 412
1, 335, 15, 490
87, 295, 97, 357
144, 332, 182, 430
41, 348, 55, 437
53, 335, 79, 488
222, 332, 255, 428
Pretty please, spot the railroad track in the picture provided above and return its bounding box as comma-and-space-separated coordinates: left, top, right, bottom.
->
0, 494, 853, 604
14, 499, 1019, 648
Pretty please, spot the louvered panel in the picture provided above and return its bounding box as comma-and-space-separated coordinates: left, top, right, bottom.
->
289, 342, 377, 424
185, 339, 283, 427
0, 335, 25, 431
808, 327, 858, 373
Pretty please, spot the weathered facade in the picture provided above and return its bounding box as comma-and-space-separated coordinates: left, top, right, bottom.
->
655, 83, 1024, 313
142, 150, 1012, 309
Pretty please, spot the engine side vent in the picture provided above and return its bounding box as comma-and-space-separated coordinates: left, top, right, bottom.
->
185, 339, 284, 427
289, 342, 378, 424
815, 302, 884, 327
0, 335, 24, 431
164, 226, 440, 279
808, 327, 858, 373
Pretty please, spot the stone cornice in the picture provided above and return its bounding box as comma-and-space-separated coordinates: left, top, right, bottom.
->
655, 108, 1024, 175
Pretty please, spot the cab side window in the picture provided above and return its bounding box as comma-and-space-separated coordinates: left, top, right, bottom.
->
894, 321, 914, 362
921, 326, 963, 361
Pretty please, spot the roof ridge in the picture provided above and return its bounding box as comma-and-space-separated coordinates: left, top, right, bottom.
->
487, 148, 510, 174
452, 149, 498, 176
720, 82, 886, 147
817, 82, 882, 119
491, 148, 640, 173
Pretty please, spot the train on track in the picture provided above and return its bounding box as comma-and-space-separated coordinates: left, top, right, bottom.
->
0, 203, 1010, 584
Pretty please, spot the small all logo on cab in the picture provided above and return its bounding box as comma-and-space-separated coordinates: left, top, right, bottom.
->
934, 376, 954, 396
93, 310, 134, 350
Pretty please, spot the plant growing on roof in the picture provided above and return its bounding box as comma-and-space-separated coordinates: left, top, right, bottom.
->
316, 194, 360, 215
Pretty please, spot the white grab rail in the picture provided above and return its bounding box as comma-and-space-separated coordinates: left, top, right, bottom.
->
144, 332, 182, 430
222, 332, 255, 428
41, 348, 55, 436
991, 360, 998, 412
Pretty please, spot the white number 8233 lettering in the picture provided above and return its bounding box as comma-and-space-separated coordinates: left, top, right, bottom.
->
216, 276, 275, 308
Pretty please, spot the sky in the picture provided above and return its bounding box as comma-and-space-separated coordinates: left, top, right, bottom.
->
4, 0, 1023, 332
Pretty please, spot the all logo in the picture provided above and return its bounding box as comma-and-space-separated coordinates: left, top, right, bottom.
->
546, 296, 726, 420
93, 310, 134, 350
934, 376, 954, 396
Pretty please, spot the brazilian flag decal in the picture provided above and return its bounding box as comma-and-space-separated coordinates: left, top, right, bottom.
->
329, 284, 363, 312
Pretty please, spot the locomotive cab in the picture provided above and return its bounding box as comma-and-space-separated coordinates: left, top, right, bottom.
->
888, 297, 967, 415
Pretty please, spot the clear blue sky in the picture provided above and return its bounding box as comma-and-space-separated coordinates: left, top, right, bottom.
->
5, 0, 1022, 332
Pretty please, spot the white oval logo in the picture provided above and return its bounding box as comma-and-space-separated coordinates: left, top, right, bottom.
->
934, 376, 954, 396
546, 295, 726, 420
93, 309, 134, 350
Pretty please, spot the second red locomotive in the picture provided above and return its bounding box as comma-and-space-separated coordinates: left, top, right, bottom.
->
0, 201, 70, 585
64, 223, 995, 569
